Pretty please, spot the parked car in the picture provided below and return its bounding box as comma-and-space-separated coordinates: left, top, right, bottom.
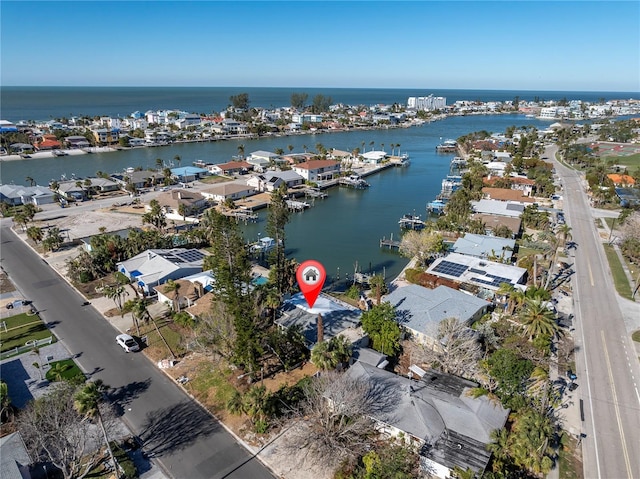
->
116, 334, 140, 353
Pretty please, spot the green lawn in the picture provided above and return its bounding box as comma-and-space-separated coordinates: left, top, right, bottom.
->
602, 152, 640, 170
558, 432, 583, 479
603, 244, 634, 300
45, 359, 84, 382
0, 312, 55, 352
632, 330, 640, 342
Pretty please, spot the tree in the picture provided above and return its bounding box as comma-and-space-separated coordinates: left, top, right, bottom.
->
142, 199, 166, 231
42, 226, 64, 252
121, 297, 150, 336
230, 93, 250, 110
12, 212, 28, 231
164, 279, 182, 312
202, 209, 260, 372
283, 370, 399, 469
178, 203, 187, 221
310, 94, 332, 114
310, 335, 352, 370
0, 380, 13, 424
290, 92, 308, 109
518, 298, 558, 342
399, 230, 445, 265
19, 382, 112, 479
237, 144, 245, 159
103, 282, 128, 314
173, 154, 181, 167
368, 274, 387, 305
25, 176, 35, 186
486, 348, 534, 407
26, 225, 43, 244
266, 184, 290, 296
74, 380, 120, 478
360, 302, 401, 355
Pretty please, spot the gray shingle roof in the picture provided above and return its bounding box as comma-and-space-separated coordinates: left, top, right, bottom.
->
0, 432, 32, 479
383, 285, 489, 337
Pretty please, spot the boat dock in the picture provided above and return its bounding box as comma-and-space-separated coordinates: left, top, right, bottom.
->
339, 175, 370, 189
436, 139, 458, 153
380, 234, 401, 250
286, 199, 310, 212
302, 187, 328, 199
398, 214, 426, 230
222, 208, 258, 223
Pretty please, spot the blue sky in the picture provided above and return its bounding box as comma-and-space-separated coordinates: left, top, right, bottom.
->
1, 1, 638, 92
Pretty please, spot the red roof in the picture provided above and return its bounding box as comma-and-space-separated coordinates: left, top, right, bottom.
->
294, 160, 339, 170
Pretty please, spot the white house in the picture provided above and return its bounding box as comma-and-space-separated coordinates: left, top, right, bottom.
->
200, 182, 257, 203
292, 160, 340, 182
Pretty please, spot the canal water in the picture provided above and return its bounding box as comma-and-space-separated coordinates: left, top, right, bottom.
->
1, 114, 553, 286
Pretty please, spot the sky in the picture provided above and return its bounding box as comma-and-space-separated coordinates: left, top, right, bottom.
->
1, 1, 639, 92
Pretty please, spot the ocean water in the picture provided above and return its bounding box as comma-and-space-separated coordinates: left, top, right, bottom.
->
1, 86, 638, 122
0, 111, 555, 285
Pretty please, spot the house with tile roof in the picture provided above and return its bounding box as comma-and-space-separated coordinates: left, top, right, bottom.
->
152, 189, 207, 218
481, 187, 536, 203
470, 213, 522, 238
344, 361, 509, 478
607, 173, 636, 187
209, 161, 253, 176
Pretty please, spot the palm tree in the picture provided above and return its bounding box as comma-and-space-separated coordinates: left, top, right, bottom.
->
26, 226, 43, 244
487, 427, 511, 472
496, 282, 516, 312
104, 283, 127, 314
310, 335, 352, 370
173, 154, 182, 167
527, 366, 550, 399
25, 176, 35, 186
178, 203, 187, 222
287, 144, 294, 153
369, 274, 387, 305
74, 380, 120, 478
518, 298, 559, 341
237, 144, 245, 159
155, 158, 164, 171
164, 279, 182, 312
369, 140, 375, 151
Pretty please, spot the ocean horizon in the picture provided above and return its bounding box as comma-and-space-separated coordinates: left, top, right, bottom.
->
2, 86, 638, 123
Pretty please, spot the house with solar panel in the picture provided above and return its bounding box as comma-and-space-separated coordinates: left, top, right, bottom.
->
427, 252, 527, 296
344, 361, 509, 479
116, 248, 207, 295
383, 284, 490, 348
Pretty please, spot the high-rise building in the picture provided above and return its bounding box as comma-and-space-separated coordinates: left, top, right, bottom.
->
407, 94, 447, 111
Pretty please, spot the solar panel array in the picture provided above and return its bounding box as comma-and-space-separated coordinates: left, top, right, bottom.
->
471, 272, 514, 288
175, 250, 205, 263
432, 260, 468, 278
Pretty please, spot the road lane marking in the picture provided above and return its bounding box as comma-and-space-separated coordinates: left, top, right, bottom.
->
588, 260, 594, 286
601, 331, 633, 478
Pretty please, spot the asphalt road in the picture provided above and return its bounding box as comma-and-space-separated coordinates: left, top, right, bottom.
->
550, 145, 640, 479
0, 222, 275, 479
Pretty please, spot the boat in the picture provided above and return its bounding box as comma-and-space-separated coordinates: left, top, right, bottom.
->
436, 139, 457, 153
427, 199, 447, 215
20, 154, 31, 159
399, 214, 425, 230
52, 149, 68, 157
339, 175, 370, 189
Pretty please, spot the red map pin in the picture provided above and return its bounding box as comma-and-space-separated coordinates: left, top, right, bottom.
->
296, 260, 326, 309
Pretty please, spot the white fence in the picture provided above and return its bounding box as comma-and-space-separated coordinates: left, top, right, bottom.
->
0, 336, 54, 360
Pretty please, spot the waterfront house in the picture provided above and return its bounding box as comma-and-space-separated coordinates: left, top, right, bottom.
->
276, 292, 364, 348
291, 113, 323, 124
246, 170, 304, 192
112, 170, 163, 189
483, 176, 536, 196
607, 173, 636, 187
383, 284, 489, 348
34, 134, 62, 151
426, 252, 527, 294
170, 166, 208, 182
9, 143, 34, 154
55, 180, 88, 201
117, 248, 207, 295
471, 199, 525, 218
0, 184, 56, 206
343, 361, 509, 479
360, 150, 387, 164
247, 150, 281, 171
65, 135, 91, 149
200, 181, 257, 203
481, 187, 536, 203
471, 213, 522, 238
153, 189, 207, 218
209, 161, 252, 176
450, 233, 515, 262
292, 159, 340, 183
92, 128, 120, 145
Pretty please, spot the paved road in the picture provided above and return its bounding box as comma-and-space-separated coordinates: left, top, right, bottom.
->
0, 223, 275, 479
550, 145, 640, 479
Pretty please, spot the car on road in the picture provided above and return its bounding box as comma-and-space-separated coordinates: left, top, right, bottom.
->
116, 333, 140, 352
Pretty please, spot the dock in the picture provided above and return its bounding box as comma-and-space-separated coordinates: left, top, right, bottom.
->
286, 199, 310, 212
380, 235, 401, 250
339, 175, 370, 189
303, 187, 328, 199
399, 214, 426, 230
223, 208, 258, 223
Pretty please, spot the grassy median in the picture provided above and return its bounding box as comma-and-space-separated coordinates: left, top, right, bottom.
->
603, 244, 634, 300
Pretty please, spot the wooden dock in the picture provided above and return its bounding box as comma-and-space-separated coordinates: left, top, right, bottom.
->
286, 199, 310, 212
380, 235, 401, 250
223, 208, 258, 223
303, 187, 328, 199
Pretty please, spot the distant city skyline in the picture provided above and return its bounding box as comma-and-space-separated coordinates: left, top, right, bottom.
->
1, 1, 638, 92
